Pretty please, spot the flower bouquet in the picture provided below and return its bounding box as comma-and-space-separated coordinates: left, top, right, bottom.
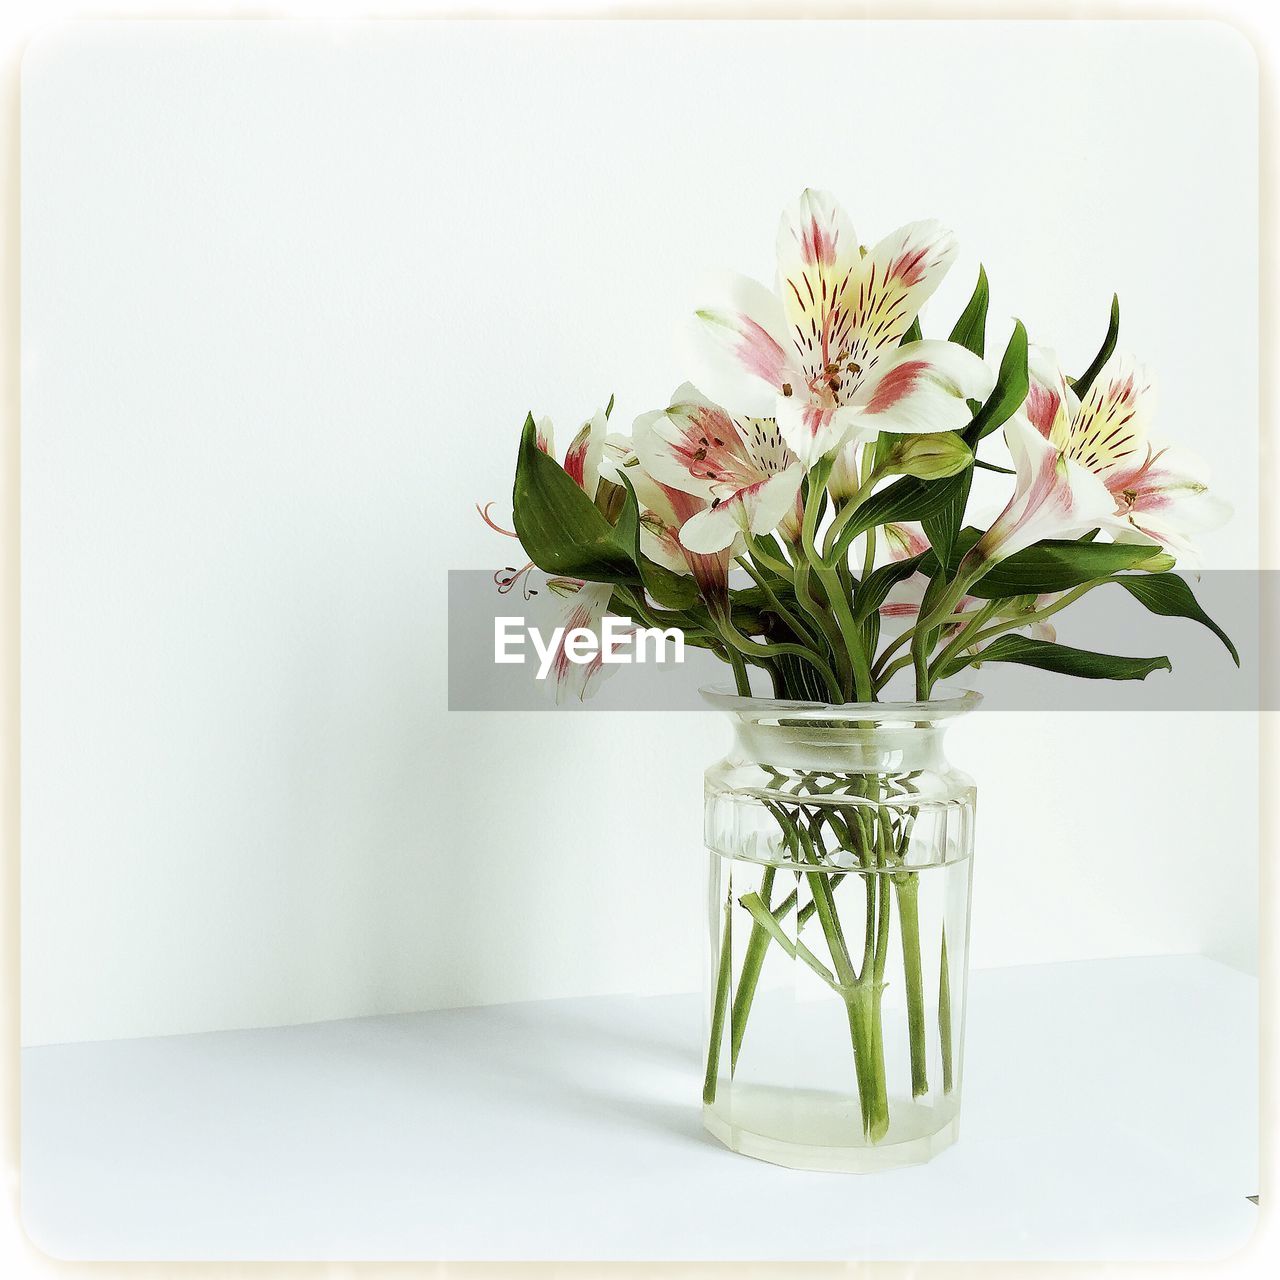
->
481, 191, 1236, 1171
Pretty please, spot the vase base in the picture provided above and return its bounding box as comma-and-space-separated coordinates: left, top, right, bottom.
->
702, 1097, 959, 1173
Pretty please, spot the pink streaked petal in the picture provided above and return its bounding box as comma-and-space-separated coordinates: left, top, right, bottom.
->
690, 273, 793, 416
883, 522, 931, 560
697, 308, 788, 390
852, 340, 994, 435
973, 415, 1116, 563
1065, 354, 1154, 482
840, 220, 958, 363
774, 396, 860, 464
535, 415, 554, 456
864, 360, 929, 414
775, 191, 861, 388
1026, 347, 1072, 444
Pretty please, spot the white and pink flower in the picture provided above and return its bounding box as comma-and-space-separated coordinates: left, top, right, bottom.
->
1023, 349, 1229, 566
539, 578, 620, 705
627, 462, 737, 615
631, 384, 804, 554
693, 189, 994, 463
969, 413, 1117, 566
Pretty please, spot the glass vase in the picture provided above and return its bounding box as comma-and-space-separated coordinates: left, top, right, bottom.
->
701, 687, 979, 1173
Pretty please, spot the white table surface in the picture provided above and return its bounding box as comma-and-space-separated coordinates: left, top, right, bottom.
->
21, 954, 1257, 1262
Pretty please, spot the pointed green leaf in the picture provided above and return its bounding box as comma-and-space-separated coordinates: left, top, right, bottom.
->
939, 635, 1171, 681
512, 415, 637, 583
948, 266, 989, 357
968, 540, 1158, 598
921, 470, 972, 565
853, 554, 927, 622
962, 320, 1028, 445
1111, 573, 1239, 665
1070, 294, 1120, 398
830, 474, 969, 560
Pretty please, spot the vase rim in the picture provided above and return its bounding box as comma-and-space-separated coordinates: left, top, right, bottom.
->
700, 683, 982, 723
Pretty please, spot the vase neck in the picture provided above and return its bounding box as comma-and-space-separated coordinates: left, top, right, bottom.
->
729, 717, 952, 774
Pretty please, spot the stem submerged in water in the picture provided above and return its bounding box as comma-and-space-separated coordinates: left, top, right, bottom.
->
730, 866, 775, 1072
940, 925, 955, 1094
703, 903, 733, 1105
895, 872, 930, 1097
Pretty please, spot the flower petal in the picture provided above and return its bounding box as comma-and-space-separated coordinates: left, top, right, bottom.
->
974, 413, 1116, 562
678, 503, 742, 554
535, 415, 555, 456
775, 189, 863, 391
882, 521, 931, 561
1064, 353, 1154, 484
848, 220, 959, 361
1025, 346, 1074, 446
745, 466, 806, 537
691, 273, 793, 415
548, 581, 616, 705
1111, 444, 1231, 566
849, 339, 994, 435
562, 409, 607, 499
775, 396, 863, 464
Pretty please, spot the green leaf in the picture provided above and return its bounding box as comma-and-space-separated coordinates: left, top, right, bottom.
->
853, 554, 927, 621
962, 322, 1027, 449
1111, 573, 1239, 665
1070, 294, 1120, 398
831, 474, 968, 559
512, 415, 636, 583
948, 266, 989, 357
962, 320, 1028, 446
969, 540, 1159, 599
921, 470, 972, 565
939, 635, 1171, 682
900, 317, 923, 345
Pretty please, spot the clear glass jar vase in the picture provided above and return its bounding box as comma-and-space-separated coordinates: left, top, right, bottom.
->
701, 687, 979, 1173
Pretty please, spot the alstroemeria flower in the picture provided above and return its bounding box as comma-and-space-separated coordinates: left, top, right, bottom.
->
626, 462, 737, 615
1024, 349, 1229, 566
1107, 447, 1230, 567
535, 409, 608, 500
631, 385, 803, 554
693, 189, 994, 463
541, 578, 619, 705
970, 413, 1116, 565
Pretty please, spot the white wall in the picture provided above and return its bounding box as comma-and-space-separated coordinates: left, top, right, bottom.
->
21, 19, 1258, 1046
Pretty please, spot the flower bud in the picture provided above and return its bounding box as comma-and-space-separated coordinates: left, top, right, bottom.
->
880, 432, 972, 480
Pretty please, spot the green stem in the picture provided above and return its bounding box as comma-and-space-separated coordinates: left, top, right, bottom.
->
715, 616, 843, 703
703, 901, 733, 1105
797, 819, 889, 1139
927, 599, 1001, 683
822, 475, 880, 563
895, 873, 929, 1097
964, 578, 1107, 650
800, 462, 871, 701
738, 889, 839, 989
729, 866, 776, 1071
735, 555, 823, 652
